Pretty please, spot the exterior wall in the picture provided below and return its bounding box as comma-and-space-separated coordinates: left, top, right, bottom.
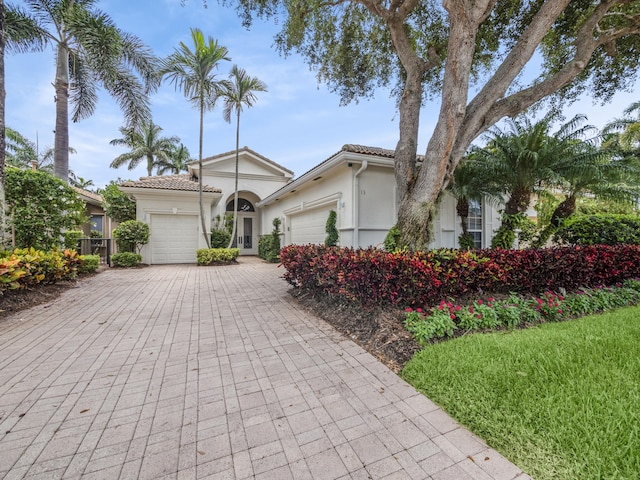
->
357, 165, 397, 248
260, 164, 354, 246
263, 164, 503, 250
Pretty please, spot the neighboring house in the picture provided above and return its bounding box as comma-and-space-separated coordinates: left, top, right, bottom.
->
119, 145, 502, 264
74, 187, 117, 238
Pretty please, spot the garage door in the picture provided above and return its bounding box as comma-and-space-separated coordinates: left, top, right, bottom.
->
150, 214, 199, 264
290, 207, 333, 245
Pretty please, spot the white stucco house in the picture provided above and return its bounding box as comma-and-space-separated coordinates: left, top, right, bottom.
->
119, 145, 502, 264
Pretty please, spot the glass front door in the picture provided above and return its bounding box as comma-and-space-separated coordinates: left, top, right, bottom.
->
243, 217, 252, 249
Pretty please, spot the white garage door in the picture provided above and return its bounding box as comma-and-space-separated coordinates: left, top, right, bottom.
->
150, 214, 199, 264
290, 207, 333, 245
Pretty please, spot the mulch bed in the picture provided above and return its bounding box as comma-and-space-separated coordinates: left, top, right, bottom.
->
0, 281, 79, 318
290, 289, 422, 373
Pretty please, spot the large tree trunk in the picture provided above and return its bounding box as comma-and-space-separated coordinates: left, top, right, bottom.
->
0, 0, 6, 247
396, 2, 491, 250
54, 42, 70, 182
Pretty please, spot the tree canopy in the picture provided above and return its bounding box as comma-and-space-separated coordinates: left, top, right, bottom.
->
221, 0, 640, 250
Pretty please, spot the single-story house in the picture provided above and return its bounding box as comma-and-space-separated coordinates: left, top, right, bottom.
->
74, 187, 117, 238
119, 145, 502, 264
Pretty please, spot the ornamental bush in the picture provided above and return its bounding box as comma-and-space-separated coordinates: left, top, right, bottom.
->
0, 248, 80, 294
259, 218, 282, 262
111, 252, 142, 267
280, 244, 640, 307
113, 220, 149, 253
555, 214, 640, 246
196, 248, 239, 265
78, 255, 100, 273
325, 210, 339, 246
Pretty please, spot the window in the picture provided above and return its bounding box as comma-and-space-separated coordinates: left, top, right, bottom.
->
226, 198, 255, 212
90, 214, 104, 235
467, 199, 482, 249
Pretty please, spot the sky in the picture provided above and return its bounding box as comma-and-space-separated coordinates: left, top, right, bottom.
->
5, 0, 639, 190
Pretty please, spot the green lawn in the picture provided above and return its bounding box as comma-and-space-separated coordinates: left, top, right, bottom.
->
402, 306, 640, 480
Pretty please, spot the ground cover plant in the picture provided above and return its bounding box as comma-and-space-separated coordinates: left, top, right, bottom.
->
405, 280, 640, 343
402, 307, 640, 479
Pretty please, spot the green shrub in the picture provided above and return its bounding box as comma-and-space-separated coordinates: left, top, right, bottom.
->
458, 232, 476, 250
111, 252, 142, 267
259, 218, 282, 262
78, 254, 100, 273
6, 168, 85, 250
211, 229, 231, 248
90, 230, 103, 238
325, 210, 339, 246
196, 248, 239, 265
63, 230, 83, 250
555, 214, 640, 246
101, 181, 136, 223
383, 225, 401, 252
0, 248, 80, 293
113, 220, 150, 253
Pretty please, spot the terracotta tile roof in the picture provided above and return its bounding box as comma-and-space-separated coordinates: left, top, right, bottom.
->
73, 187, 103, 204
120, 174, 221, 193
341, 144, 396, 158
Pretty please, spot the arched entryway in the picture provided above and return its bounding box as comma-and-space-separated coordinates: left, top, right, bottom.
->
226, 193, 260, 255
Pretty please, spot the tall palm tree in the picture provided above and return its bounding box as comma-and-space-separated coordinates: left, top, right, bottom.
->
160, 28, 230, 248
110, 121, 179, 176
156, 143, 192, 175
12, 0, 158, 182
221, 65, 267, 249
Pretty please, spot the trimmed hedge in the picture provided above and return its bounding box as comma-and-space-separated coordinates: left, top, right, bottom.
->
111, 252, 142, 268
78, 254, 100, 274
555, 214, 640, 246
0, 248, 81, 294
280, 244, 640, 307
196, 248, 239, 265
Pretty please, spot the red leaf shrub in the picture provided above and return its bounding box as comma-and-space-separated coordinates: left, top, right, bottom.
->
280, 244, 640, 307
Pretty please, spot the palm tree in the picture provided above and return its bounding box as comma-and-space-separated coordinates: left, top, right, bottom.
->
449, 156, 500, 248
70, 175, 94, 190
156, 143, 192, 175
160, 28, 230, 248
470, 113, 599, 246
5, 127, 75, 171
603, 101, 640, 154
11, 0, 158, 183
110, 121, 179, 176
221, 65, 267, 249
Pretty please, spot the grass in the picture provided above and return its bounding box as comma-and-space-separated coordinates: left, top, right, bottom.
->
401, 306, 640, 480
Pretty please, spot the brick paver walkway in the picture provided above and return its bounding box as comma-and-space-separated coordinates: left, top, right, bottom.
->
0, 258, 531, 479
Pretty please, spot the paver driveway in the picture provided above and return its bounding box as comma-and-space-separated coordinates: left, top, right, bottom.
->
0, 258, 531, 480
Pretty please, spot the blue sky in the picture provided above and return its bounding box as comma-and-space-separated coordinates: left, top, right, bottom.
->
6, 0, 638, 189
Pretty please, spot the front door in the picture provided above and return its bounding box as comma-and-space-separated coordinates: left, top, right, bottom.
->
233, 214, 258, 255
242, 217, 252, 249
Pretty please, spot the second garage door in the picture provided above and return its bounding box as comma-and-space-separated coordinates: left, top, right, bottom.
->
290, 207, 333, 245
150, 214, 199, 264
